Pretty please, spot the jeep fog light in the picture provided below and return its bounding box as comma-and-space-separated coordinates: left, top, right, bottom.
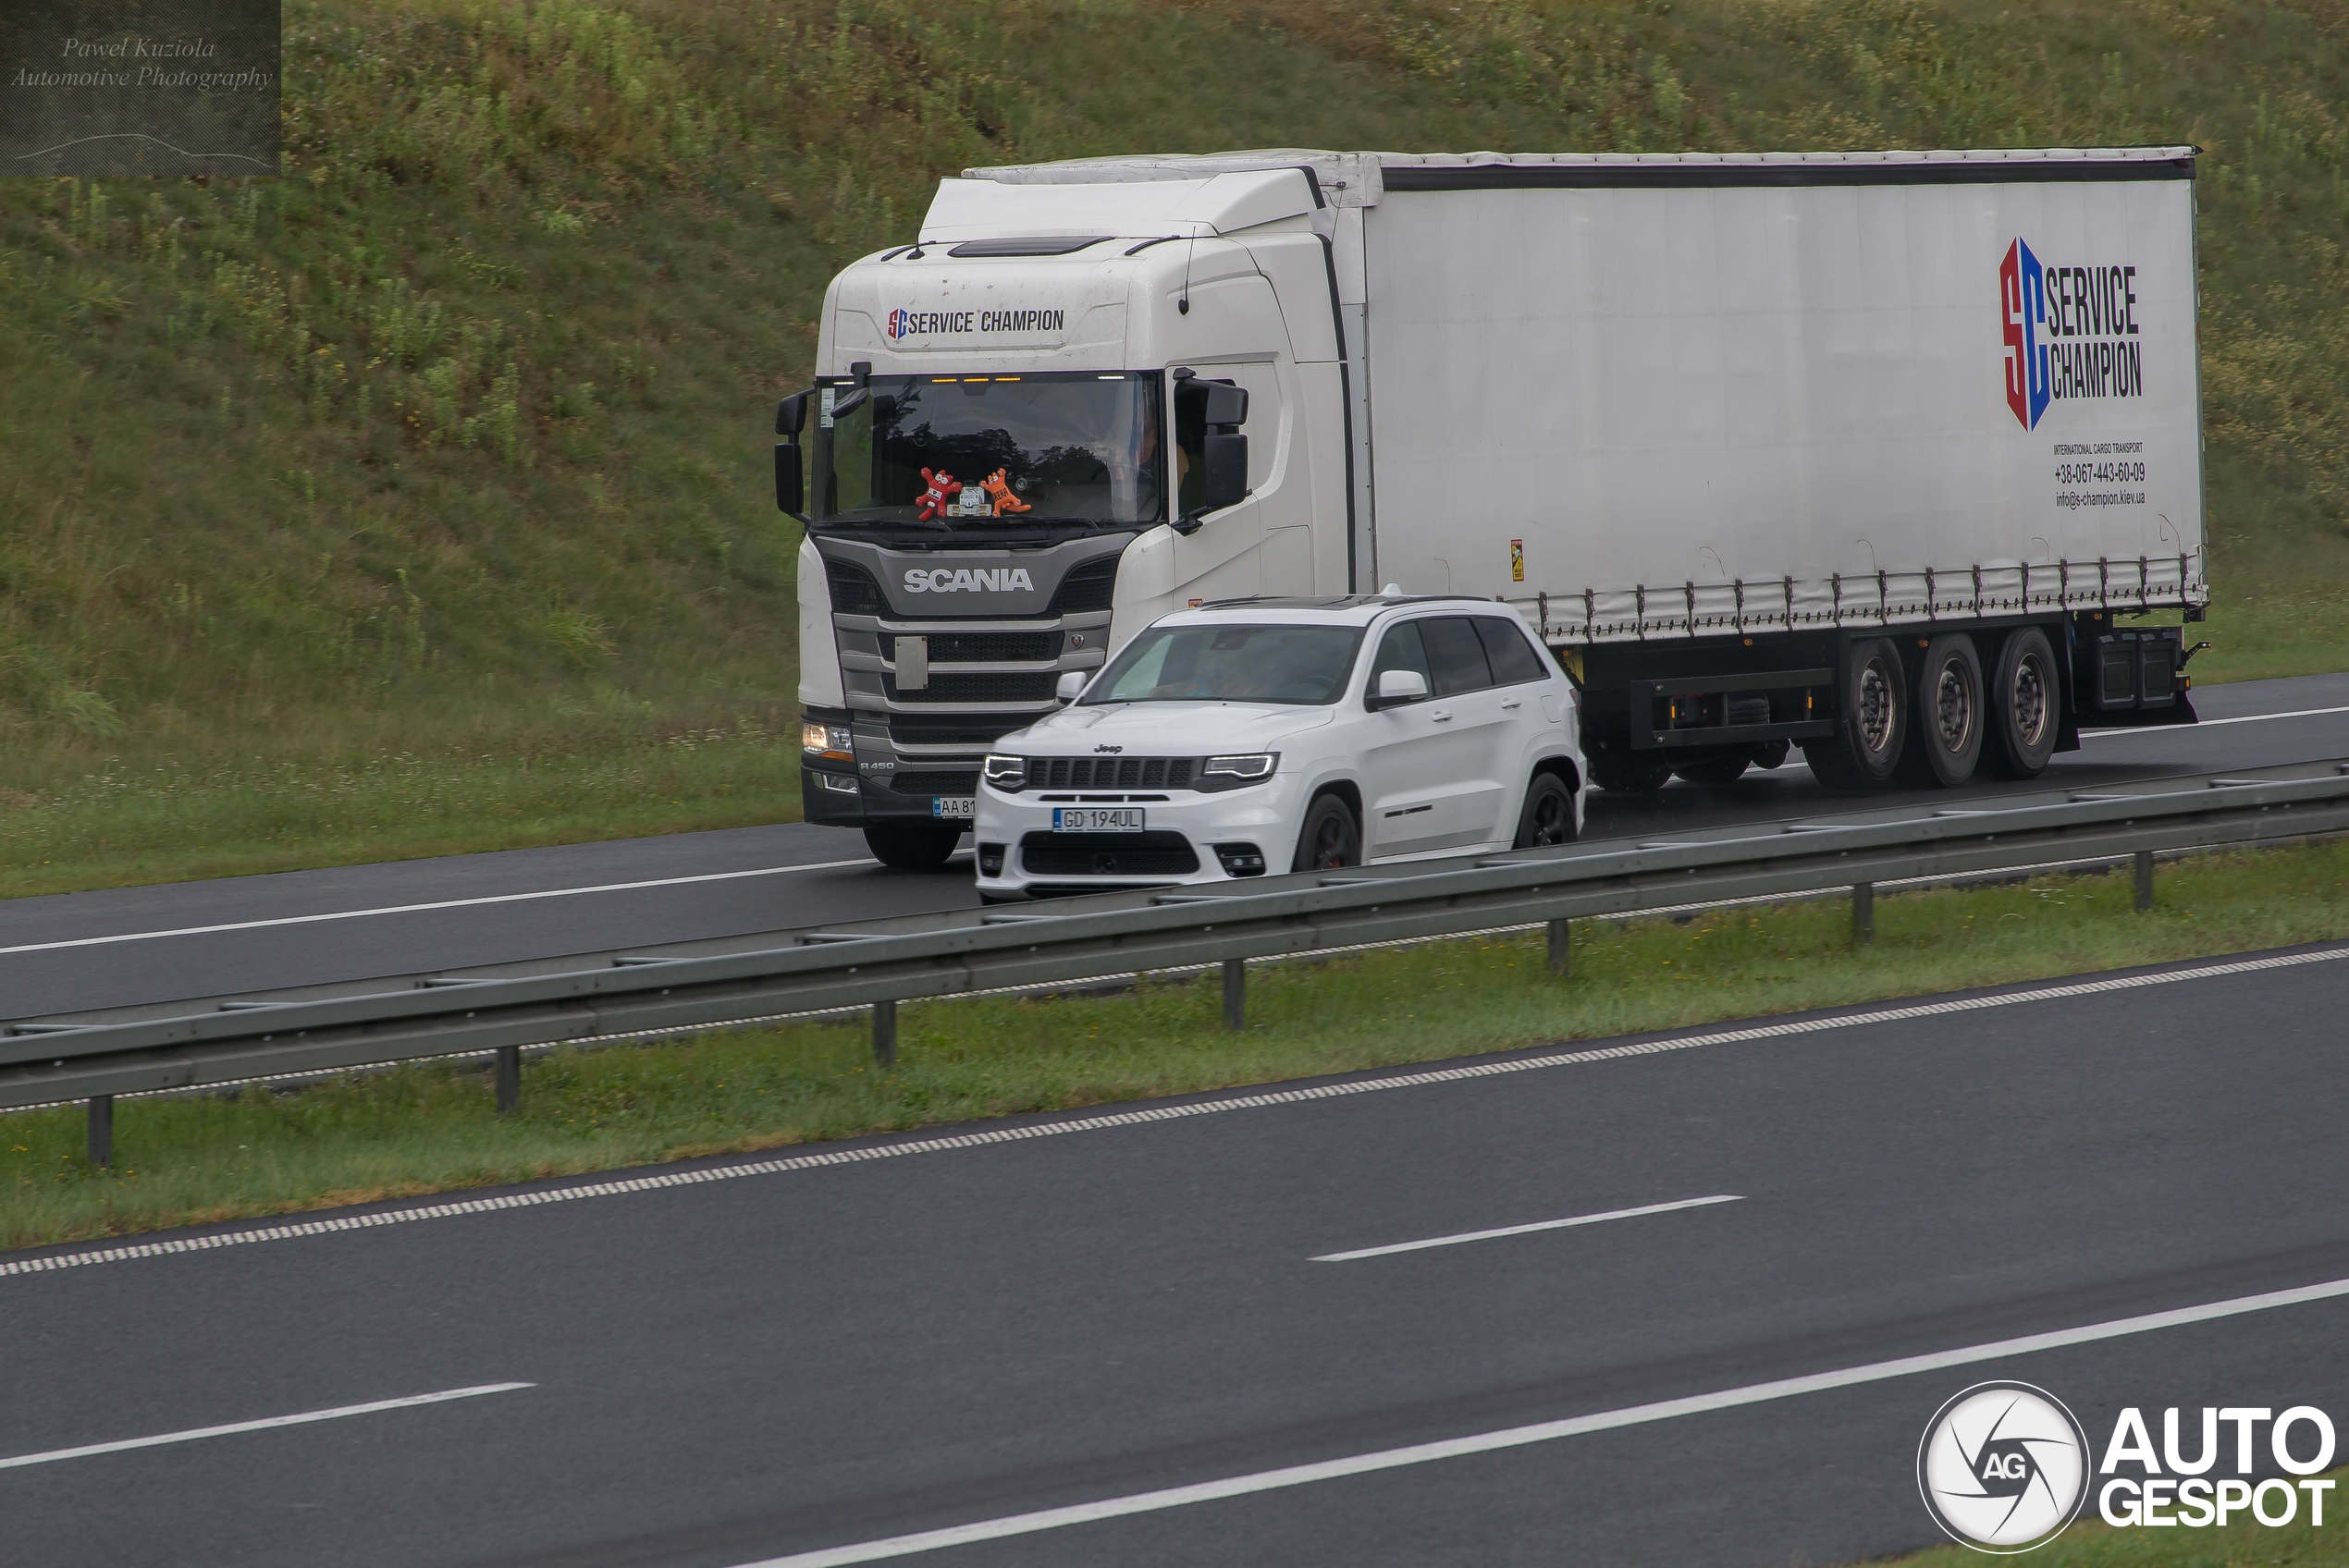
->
978, 842, 1006, 876
1212, 843, 1266, 876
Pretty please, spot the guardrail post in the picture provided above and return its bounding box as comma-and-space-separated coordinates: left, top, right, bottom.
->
494, 1046, 520, 1115
1851, 883, 1874, 948
1222, 960, 1245, 1031
2134, 850, 2155, 912
1547, 918, 1570, 977
87, 1095, 113, 1168
873, 998, 897, 1068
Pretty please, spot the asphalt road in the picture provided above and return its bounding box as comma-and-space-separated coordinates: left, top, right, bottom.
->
5, 670, 2348, 1020
7, 943, 2349, 1566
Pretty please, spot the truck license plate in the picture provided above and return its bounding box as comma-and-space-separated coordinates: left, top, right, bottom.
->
1053, 807, 1145, 833
931, 797, 975, 820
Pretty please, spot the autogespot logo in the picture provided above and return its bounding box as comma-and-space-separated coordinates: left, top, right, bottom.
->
1918, 1382, 2091, 1552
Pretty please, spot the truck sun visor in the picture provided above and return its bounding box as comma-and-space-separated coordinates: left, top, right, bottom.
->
945, 236, 1113, 257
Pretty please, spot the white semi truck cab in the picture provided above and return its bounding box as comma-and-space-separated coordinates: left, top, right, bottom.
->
782, 149, 2208, 865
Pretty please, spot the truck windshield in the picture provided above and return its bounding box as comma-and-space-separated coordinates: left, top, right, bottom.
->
1086, 624, 1364, 706
815, 371, 1163, 527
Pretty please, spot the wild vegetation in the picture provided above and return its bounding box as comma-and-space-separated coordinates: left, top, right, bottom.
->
2, 0, 2345, 892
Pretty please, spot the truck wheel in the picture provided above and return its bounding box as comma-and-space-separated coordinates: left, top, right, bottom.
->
1802, 637, 1907, 791
1589, 752, 1675, 792
1907, 633, 1985, 788
1984, 626, 2060, 778
863, 822, 963, 869
1292, 793, 1362, 872
1673, 755, 1751, 786
1513, 774, 1579, 848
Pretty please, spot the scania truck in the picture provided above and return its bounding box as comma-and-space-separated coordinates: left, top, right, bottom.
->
779, 147, 2207, 867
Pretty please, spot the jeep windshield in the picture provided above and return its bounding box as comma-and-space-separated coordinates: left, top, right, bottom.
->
1086, 624, 1365, 706
813, 371, 1163, 528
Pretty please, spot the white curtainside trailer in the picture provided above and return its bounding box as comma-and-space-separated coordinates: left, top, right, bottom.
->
780, 148, 2208, 865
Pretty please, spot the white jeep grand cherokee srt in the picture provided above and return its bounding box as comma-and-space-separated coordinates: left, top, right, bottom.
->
974, 594, 1584, 900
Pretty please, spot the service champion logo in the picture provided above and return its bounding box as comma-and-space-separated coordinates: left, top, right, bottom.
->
1918, 1382, 2091, 1552
1999, 239, 2145, 432
886, 308, 909, 340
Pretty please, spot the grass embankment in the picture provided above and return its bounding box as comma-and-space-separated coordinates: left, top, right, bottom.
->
1874, 1471, 2349, 1566
7, 839, 2349, 1251
3, 0, 2348, 891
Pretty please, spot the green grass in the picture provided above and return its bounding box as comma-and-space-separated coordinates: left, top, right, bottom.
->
8, 836, 2349, 1251
0, 719, 798, 900
2, 0, 2348, 893
1872, 1468, 2349, 1565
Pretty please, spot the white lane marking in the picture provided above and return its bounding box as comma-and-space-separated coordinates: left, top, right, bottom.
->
2081, 703, 2349, 737
0, 860, 879, 957
737, 1276, 2349, 1566
0, 1382, 533, 1470
8, 941, 2343, 1282
1311, 1194, 1744, 1263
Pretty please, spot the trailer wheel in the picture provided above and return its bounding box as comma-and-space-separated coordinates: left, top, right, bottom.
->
1589, 752, 1675, 792
1905, 633, 1985, 788
1802, 637, 1907, 791
1292, 792, 1362, 872
864, 822, 963, 868
1513, 773, 1579, 848
1983, 626, 2060, 779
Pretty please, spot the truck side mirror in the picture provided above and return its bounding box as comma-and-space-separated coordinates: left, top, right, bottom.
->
774, 442, 803, 514
776, 392, 808, 436
829, 361, 875, 421
1198, 381, 1250, 512
1200, 433, 1248, 511
1368, 668, 1429, 709
1055, 671, 1088, 703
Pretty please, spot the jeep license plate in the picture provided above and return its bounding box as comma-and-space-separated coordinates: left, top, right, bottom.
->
931, 797, 975, 820
1052, 807, 1145, 833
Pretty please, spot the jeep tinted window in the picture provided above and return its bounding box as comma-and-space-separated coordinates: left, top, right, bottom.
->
1473, 616, 1550, 686
1421, 617, 1494, 696
1368, 620, 1431, 694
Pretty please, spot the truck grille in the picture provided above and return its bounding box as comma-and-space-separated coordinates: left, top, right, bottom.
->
1048, 556, 1119, 615
884, 671, 1058, 704
1018, 830, 1199, 876
881, 630, 1058, 663
888, 715, 1023, 747
890, 770, 978, 796
1026, 756, 1195, 790
826, 557, 888, 615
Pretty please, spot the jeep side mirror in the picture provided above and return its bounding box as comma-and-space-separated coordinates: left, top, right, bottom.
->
1055, 671, 1088, 703
1368, 668, 1429, 709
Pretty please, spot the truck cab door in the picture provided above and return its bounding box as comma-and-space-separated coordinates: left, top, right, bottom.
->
1170, 359, 1291, 600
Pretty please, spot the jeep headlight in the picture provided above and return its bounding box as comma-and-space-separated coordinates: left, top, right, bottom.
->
982, 753, 1027, 788
1202, 753, 1277, 782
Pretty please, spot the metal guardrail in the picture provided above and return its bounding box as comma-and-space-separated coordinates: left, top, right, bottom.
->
9, 758, 2349, 1164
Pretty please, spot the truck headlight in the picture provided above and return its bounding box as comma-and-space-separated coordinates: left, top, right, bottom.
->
983, 753, 1027, 788
803, 721, 853, 760
1202, 753, 1277, 782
